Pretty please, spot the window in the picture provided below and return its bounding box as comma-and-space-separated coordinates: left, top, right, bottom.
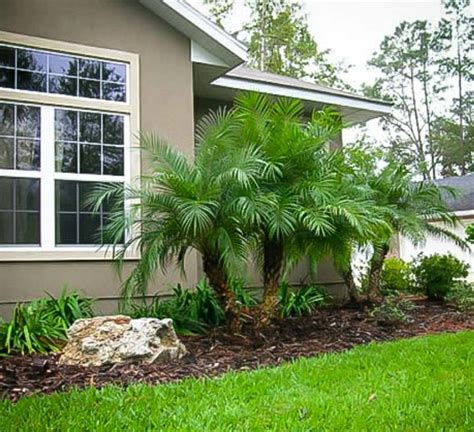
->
0, 32, 137, 259
0, 45, 127, 102
0, 101, 126, 248
55, 109, 124, 175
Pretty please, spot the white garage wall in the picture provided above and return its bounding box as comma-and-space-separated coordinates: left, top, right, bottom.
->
399, 216, 474, 282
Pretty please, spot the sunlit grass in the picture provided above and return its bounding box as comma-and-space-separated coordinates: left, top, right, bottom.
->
1, 331, 472, 431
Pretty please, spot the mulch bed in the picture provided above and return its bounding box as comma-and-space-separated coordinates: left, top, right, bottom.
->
1, 299, 473, 403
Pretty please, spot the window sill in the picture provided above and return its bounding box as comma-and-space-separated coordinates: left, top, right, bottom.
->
0, 247, 139, 262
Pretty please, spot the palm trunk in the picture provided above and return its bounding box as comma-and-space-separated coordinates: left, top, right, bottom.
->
202, 254, 241, 331
367, 244, 390, 301
343, 267, 360, 304
259, 237, 284, 325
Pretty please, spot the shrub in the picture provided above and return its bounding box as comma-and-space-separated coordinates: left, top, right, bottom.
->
279, 282, 326, 318
371, 297, 415, 326
129, 280, 225, 335
0, 288, 94, 355
413, 253, 470, 300
129, 296, 209, 335
380, 258, 413, 295
466, 223, 474, 243
445, 282, 474, 312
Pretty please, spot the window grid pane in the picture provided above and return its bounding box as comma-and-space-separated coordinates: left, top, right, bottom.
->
0, 177, 40, 245
0, 102, 41, 171
0, 44, 127, 102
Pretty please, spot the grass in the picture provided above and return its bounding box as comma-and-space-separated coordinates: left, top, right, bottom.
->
1, 332, 473, 431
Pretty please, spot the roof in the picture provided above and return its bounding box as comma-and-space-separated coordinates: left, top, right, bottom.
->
140, 0, 392, 123
436, 173, 474, 212
226, 66, 392, 108
214, 65, 392, 121
139, 0, 247, 67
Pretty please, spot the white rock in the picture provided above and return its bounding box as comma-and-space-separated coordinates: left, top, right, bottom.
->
59, 315, 187, 367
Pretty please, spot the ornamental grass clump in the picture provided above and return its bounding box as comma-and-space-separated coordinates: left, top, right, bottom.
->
0, 288, 94, 355
279, 282, 326, 317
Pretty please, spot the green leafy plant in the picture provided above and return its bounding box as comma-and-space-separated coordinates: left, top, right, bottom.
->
1, 289, 94, 355
380, 257, 413, 295
3, 301, 67, 355
129, 280, 226, 335
129, 297, 208, 336
279, 282, 326, 318
445, 281, 474, 312
370, 297, 416, 326
413, 253, 470, 300
0, 318, 7, 357
466, 224, 474, 243
176, 280, 225, 327
44, 287, 94, 330
229, 278, 257, 308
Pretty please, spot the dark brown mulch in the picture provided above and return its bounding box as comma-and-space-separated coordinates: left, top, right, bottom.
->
1, 299, 472, 403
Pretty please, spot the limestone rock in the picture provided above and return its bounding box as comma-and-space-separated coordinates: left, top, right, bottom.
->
59, 315, 186, 367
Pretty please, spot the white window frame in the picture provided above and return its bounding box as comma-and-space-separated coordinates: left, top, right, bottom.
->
0, 31, 140, 261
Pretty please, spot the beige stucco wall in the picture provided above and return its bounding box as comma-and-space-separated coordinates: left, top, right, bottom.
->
0, 0, 197, 317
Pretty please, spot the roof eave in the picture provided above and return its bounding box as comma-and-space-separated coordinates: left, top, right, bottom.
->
140, 0, 247, 68
211, 75, 392, 123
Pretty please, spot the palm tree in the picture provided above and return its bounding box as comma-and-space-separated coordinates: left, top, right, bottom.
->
91, 109, 264, 329
329, 148, 392, 304
364, 162, 469, 300
231, 93, 382, 323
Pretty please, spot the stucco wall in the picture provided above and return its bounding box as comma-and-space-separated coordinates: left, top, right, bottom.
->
399, 216, 474, 282
0, 0, 197, 317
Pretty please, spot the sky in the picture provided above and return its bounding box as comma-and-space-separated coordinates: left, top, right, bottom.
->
191, 0, 450, 89
302, 0, 444, 87
190, 0, 472, 144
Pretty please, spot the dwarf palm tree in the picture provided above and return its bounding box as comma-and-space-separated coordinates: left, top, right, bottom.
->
232, 93, 383, 322
364, 162, 469, 300
91, 109, 263, 328
329, 148, 392, 304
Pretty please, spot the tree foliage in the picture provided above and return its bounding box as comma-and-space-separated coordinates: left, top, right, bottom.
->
203, 0, 351, 90
343, 146, 467, 299
367, 0, 473, 179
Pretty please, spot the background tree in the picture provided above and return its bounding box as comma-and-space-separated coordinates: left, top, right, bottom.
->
436, 0, 474, 175
203, 0, 351, 90
366, 1, 473, 179
432, 116, 474, 176
366, 20, 446, 179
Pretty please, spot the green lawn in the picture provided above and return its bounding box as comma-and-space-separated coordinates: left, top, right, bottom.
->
1, 332, 473, 431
